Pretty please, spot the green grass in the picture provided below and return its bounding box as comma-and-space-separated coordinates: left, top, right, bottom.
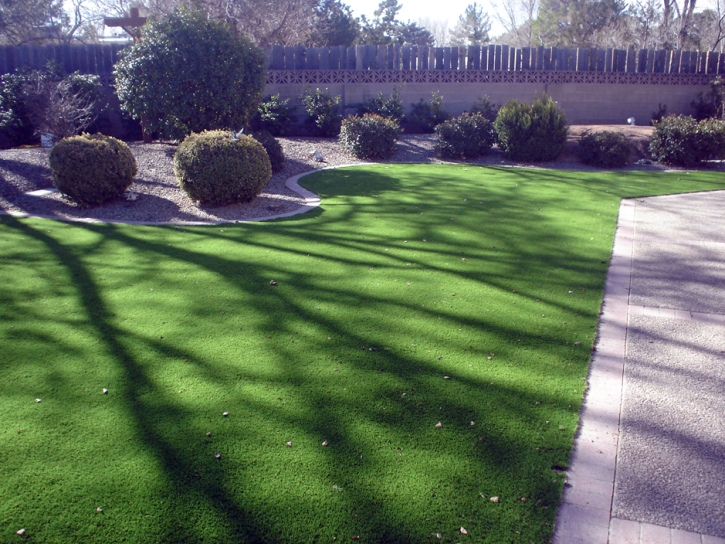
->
1, 164, 723, 543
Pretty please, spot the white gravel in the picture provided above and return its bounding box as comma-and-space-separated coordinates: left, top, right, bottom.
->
0, 134, 696, 225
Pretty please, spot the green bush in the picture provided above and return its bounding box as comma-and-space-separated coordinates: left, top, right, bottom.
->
470, 94, 498, 122
252, 130, 285, 173
577, 131, 631, 168
649, 115, 725, 166
434, 112, 495, 159
250, 94, 297, 136
0, 64, 104, 148
494, 94, 568, 162
114, 9, 266, 141
173, 130, 271, 206
691, 76, 724, 121
339, 114, 400, 160
301, 88, 342, 137
48, 134, 137, 207
354, 86, 405, 123
406, 91, 449, 133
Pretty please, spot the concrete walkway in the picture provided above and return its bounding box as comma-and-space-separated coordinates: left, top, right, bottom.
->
553, 190, 725, 544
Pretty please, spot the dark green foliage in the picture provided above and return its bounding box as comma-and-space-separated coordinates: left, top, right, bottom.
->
651, 103, 667, 125
470, 94, 498, 122
114, 9, 266, 141
354, 86, 405, 123
173, 130, 271, 206
691, 76, 725, 121
0, 70, 35, 148
250, 94, 297, 136
48, 134, 137, 207
649, 115, 725, 166
435, 112, 495, 159
307, 0, 360, 46
0, 64, 104, 148
406, 91, 450, 133
252, 130, 285, 173
338, 114, 400, 159
494, 95, 569, 162
301, 88, 342, 137
578, 131, 631, 168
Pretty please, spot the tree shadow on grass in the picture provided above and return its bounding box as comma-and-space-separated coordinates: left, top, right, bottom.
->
0, 164, 642, 542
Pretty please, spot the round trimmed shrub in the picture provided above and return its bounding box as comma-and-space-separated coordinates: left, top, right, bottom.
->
578, 130, 631, 168
435, 112, 495, 159
339, 114, 400, 160
114, 9, 266, 141
494, 94, 568, 162
48, 134, 137, 207
649, 115, 725, 166
173, 130, 271, 206
252, 130, 285, 173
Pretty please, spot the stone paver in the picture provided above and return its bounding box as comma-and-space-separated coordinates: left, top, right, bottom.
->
552, 191, 725, 544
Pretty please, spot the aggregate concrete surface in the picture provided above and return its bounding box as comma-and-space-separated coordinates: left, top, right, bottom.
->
613, 316, 725, 536
553, 189, 725, 544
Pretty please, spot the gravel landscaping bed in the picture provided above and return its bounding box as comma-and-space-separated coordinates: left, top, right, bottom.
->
0, 130, 707, 224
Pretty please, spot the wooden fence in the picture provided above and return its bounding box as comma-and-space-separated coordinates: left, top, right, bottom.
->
1, 43, 724, 77
265, 44, 725, 75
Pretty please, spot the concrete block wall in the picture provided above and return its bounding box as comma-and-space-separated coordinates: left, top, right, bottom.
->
265, 80, 709, 125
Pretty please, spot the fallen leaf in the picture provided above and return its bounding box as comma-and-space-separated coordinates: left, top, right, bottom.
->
102, 388, 108, 394
269, 280, 277, 286
444, 375, 450, 380
215, 452, 221, 459
435, 422, 442, 429
434, 533, 442, 539
35, 398, 41, 403
490, 496, 500, 503
17, 529, 26, 536
286, 441, 292, 447
460, 527, 468, 535
470, 421, 475, 426
96, 507, 103, 512
520, 497, 527, 503
222, 412, 229, 417
574, 341, 581, 346
206, 432, 212, 437
322, 440, 328, 447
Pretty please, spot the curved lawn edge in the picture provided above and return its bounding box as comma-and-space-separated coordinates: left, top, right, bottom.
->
0, 163, 368, 226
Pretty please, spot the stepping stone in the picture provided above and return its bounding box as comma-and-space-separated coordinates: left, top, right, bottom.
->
25, 188, 59, 197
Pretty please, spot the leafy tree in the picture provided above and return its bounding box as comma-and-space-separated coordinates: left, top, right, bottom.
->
114, 8, 266, 141
450, 2, 491, 46
359, 0, 434, 45
0, 0, 66, 44
307, 0, 360, 46
533, 0, 627, 47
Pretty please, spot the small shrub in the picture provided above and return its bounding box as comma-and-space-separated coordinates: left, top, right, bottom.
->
338, 114, 400, 159
406, 91, 450, 133
578, 131, 631, 168
494, 94, 568, 162
651, 103, 667, 125
252, 130, 285, 173
649, 115, 725, 166
48, 134, 137, 207
354, 86, 405, 123
301, 88, 342, 137
173, 130, 271, 206
250, 94, 297, 136
0, 65, 105, 148
470, 94, 498, 122
691, 76, 724, 121
435, 113, 495, 159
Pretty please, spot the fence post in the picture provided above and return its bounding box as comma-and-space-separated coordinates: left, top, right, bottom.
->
420, 46, 429, 70
625, 48, 635, 72
434, 47, 444, 69
411, 45, 418, 70
319, 47, 329, 70
376, 45, 386, 69
402, 46, 410, 70
284, 46, 294, 70
307, 47, 319, 69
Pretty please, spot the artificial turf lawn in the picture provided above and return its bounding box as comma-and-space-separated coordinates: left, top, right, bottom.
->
1, 164, 724, 543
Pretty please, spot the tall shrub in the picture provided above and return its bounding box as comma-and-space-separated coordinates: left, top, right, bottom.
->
649, 115, 725, 166
494, 94, 568, 162
114, 9, 266, 141
300, 88, 342, 137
